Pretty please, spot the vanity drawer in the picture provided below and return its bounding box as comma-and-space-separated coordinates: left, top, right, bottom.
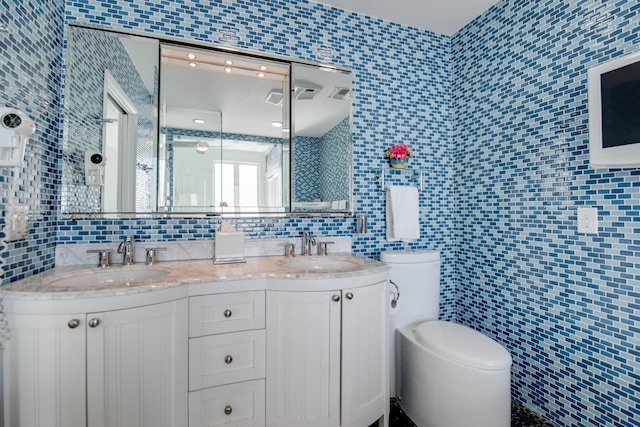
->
189, 379, 265, 427
189, 330, 266, 391
189, 291, 265, 337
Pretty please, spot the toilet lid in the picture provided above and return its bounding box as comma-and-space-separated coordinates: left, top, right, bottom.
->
416, 321, 512, 371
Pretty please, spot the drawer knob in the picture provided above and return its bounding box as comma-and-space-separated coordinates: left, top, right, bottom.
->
223, 309, 232, 318
332, 294, 340, 302
224, 405, 233, 415
346, 292, 354, 300
68, 319, 80, 329
88, 318, 100, 328
225, 355, 233, 364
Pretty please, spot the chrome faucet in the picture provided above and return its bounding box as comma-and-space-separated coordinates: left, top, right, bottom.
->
301, 231, 316, 256
117, 235, 135, 265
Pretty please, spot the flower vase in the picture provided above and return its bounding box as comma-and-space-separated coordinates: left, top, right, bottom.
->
390, 158, 409, 169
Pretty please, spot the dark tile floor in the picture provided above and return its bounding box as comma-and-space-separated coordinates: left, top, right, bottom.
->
385, 398, 557, 427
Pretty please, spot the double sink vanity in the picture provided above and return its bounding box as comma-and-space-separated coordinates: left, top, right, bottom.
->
16, 20, 385, 427
2, 237, 389, 427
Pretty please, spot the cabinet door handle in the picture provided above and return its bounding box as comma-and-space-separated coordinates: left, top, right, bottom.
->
88, 318, 100, 328
223, 309, 232, 318
224, 355, 233, 364
332, 294, 340, 302
68, 319, 80, 329
224, 405, 233, 415
345, 292, 354, 300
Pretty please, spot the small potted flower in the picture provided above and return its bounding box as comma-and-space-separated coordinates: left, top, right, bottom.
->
385, 143, 412, 169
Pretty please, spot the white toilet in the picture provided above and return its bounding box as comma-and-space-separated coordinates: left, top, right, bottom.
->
381, 250, 512, 427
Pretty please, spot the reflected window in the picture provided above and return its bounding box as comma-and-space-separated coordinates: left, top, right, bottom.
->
215, 162, 259, 210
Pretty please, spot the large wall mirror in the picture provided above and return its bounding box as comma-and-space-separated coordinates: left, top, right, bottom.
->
62, 25, 352, 215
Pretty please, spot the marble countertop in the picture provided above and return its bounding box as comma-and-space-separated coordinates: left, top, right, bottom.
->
1, 254, 389, 300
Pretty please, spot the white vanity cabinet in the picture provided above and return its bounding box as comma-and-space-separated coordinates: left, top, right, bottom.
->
265, 281, 387, 427
3, 255, 390, 427
188, 291, 266, 427
3, 298, 188, 427
3, 312, 87, 427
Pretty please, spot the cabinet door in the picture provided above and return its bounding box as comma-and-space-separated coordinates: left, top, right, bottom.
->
266, 291, 341, 427
86, 299, 188, 427
3, 313, 86, 427
341, 282, 387, 426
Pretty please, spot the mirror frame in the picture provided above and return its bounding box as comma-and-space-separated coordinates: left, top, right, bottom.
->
61, 23, 353, 217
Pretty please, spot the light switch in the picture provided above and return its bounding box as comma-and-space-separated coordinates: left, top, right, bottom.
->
4, 204, 29, 241
577, 207, 598, 234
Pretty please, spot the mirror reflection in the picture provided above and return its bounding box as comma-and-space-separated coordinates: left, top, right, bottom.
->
292, 64, 352, 212
62, 26, 352, 215
63, 26, 159, 213
158, 46, 290, 213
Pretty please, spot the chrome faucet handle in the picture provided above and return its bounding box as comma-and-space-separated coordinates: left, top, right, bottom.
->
317, 241, 334, 256
301, 231, 316, 256
117, 235, 136, 265
86, 249, 112, 268
117, 235, 134, 252
284, 243, 295, 258
145, 247, 166, 265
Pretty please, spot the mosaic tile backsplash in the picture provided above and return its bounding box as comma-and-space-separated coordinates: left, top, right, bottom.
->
453, 0, 640, 426
5, 0, 640, 425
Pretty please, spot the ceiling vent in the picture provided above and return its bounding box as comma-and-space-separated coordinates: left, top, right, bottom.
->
328, 87, 351, 101
265, 89, 284, 106
294, 80, 323, 100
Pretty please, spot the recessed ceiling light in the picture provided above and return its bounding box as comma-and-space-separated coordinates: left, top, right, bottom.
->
224, 67, 232, 73
225, 60, 233, 65
188, 62, 197, 68
271, 121, 283, 128
260, 65, 268, 71
257, 72, 265, 78
193, 119, 206, 124
187, 53, 196, 60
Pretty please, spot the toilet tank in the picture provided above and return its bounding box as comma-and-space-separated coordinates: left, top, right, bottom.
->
381, 250, 441, 329
381, 250, 441, 398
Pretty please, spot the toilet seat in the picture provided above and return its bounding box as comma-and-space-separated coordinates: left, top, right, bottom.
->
415, 321, 512, 371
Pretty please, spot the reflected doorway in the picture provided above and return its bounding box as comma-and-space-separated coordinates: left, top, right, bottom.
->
102, 70, 138, 212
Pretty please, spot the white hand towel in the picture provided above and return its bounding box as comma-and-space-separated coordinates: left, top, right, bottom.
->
386, 185, 420, 242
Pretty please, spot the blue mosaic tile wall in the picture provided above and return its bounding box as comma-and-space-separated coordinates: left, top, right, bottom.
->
293, 118, 351, 204
293, 135, 320, 201
453, 0, 640, 425
1, 0, 64, 285
319, 117, 350, 202
62, 0, 456, 317
13, 0, 639, 423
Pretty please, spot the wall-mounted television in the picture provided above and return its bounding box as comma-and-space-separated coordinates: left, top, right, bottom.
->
588, 50, 640, 169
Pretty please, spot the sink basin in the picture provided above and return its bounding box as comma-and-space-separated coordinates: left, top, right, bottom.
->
47, 268, 169, 288
280, 258, 359, 272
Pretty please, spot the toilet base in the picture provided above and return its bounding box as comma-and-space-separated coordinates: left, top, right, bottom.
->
397, 325, 511, 427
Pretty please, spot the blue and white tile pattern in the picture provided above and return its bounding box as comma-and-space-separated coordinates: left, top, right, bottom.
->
7, 0, 640, 424
454, 0, 640, 425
